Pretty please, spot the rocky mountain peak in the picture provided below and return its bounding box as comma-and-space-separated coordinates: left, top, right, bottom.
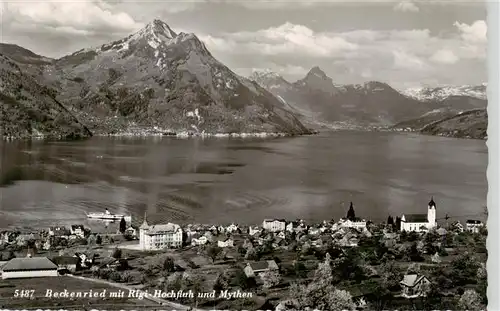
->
140, 19, 178, 40
306, 66, 328, 79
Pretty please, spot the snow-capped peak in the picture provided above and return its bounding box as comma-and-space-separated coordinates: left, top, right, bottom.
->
129, 19, 177, 43
250, 69, 283, 81
403, 84, 487, 101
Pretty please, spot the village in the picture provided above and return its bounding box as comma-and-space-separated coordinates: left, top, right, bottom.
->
0, 199, 488, 310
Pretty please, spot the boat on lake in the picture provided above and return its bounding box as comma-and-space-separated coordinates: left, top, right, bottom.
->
86, 209, 132, 222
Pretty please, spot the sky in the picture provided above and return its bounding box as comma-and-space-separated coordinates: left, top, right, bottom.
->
0, 0, 489, 89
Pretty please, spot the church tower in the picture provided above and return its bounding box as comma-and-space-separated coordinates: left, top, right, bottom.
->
139, 211, 150, 250
427, 197, 437, 229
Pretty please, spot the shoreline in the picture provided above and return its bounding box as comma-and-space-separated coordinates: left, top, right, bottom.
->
1, 129, 320, 141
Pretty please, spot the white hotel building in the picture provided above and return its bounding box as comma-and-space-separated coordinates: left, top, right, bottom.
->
139, 216, 183, 250
262, 219, 287, 232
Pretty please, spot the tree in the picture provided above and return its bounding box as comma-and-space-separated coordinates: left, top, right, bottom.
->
163, 256, 175, 272
96, 235, 102, 245
112, 248, 122, 259
206, 246, 222, 263
406, 263, 420, 275
213, 272, 230, 291
450, 252, 480, 285
87, 234, 97, 246
346, 202, 356, 220
244, 247, 259, 261
395, 216, 402, 231
387, 216, 394, 226
458, 289, 482, 310
119, 217, 127, 234
327, 289, 357, 311
261, 270, 281, 289
408, 242, 424, 262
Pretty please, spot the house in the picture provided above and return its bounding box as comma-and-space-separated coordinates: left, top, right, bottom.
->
400, 274, 431, 298
217, 238, 234, 248
97, 257, 119, 269
125, 227, 137, 238
226, 223, 239, 233
49, 226, 71, 238
191, 236, 209, 246
286, 222, 294, 233
70, 225, 85, 238
338, 218, 367, 230
1, 257, 59, 279
466, 220, 484, 233
450, 221, 464, 233
248, 226, 261, 236
139, 215, 183, 250
272, 237, 287, 249
243, 260, 279, 278
262, 219, 286, 232
308, 227, 321, 235
15, 233, 40, 246
277, 231, 286, 239
51, 256, 80, 273
401, 198, 438, 232
338, 233, 359, 247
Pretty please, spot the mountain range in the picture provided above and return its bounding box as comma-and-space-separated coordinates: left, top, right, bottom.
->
249, 68, 487, 138
0, 19, 488, 140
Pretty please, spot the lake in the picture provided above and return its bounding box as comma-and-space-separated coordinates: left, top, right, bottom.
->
0, 131, 487, 230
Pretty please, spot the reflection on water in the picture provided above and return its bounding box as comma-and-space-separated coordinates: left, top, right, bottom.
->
0, 131, 487, 229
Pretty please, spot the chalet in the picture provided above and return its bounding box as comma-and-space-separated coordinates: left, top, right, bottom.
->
191, 236, 209, 246
276, 231, 286, 239
400, 274, 431, 299
401, 198, 437, 232
243, 260, 279, 278
466, 220, 484, 233
450, 221, 464, 233
1, 257, 58, 279
49, 226, 71, 238
70, 225, 85, 238
217, 237, 234, 248
262, 219, 286, 232
51, 256, 80, 273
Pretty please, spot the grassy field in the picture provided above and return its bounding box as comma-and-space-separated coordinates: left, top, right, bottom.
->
0, 276, 157, 308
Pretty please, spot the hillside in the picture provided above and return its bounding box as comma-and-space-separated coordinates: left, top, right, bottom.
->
0, 54, 92, 139
36, 20, 310, 136
419, 108, 487, 140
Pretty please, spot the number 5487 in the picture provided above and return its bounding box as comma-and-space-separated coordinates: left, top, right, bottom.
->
14, 290, 35, 298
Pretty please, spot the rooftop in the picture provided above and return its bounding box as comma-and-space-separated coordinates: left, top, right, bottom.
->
402, 214, 428, 223
1, 257, 58, 272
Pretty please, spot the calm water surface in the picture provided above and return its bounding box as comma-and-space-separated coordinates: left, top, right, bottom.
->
0, 131, 487, 230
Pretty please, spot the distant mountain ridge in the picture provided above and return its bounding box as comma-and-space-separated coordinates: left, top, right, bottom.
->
402, 84, 487, 102
250, 68, 488, 139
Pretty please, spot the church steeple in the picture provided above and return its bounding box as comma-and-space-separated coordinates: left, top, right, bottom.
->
346, 202, 356, 220
139, 211, 149, 229
428, 197, 436, 208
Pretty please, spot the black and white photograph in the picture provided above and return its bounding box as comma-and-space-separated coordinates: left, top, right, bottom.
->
0, 0, 490, 310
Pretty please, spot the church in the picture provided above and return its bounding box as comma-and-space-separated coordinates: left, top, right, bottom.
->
400, 198, 437, 232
